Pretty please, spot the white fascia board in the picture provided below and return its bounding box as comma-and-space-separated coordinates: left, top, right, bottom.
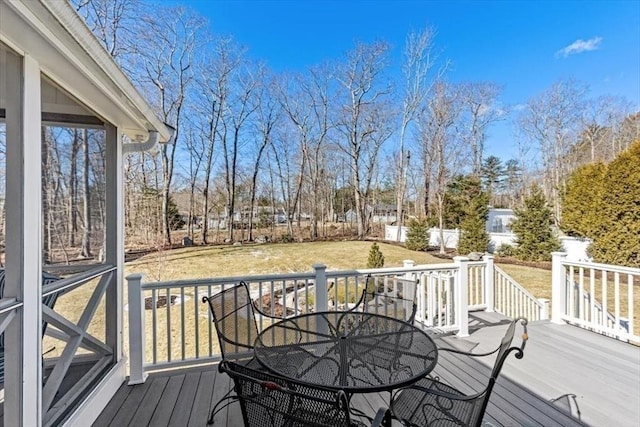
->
3, 0, 170, 142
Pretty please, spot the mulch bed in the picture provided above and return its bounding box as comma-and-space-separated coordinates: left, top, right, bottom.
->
144, 295, 178, 310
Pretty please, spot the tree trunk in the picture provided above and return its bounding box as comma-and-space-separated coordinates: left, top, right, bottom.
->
81, 129, 92, 258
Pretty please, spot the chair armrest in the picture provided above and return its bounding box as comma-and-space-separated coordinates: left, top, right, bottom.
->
370, 408, 392, 427
404, 383, 481, 403
438, 346, 499, 357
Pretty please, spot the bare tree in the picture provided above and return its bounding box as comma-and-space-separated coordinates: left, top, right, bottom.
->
278, 64, 336, 239
336, 41, 394, 239
395, 26, 443, 240
219, 58, 259, 242
134, 7, 204, 245
459, 82, 503, 175
417, 81, 465, 254
517, 78, 587, 224
73, 0, 139, 61
195, 36, 242, 243
248, 68, 280, 241
579, 95, 632, 163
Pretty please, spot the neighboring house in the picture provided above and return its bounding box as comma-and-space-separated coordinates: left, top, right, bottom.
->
487, 208, 515, 233
345, 204, 398, 224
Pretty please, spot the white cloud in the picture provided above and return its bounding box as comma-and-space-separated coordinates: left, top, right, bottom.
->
556, 37, 603, 58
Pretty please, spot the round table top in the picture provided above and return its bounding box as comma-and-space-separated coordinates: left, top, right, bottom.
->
254, 311, 438, 393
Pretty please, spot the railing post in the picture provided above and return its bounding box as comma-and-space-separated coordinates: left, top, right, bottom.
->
453, 256, 470, 337
483, 254, 495, 312
538, 298, 550, 320
314, 264, 328, 312
127, 273, 147, 385
551, 252, 568, 324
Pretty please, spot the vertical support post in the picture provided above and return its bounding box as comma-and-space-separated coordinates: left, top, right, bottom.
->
313, 264, 328, 313
453, 256, 469, 337
551, 252, 568, 324
538, 298, 550, 320
483, 254, 495, 312
105, 123, 123, 362
127, 274, 147, 384
4, 53, 43, 427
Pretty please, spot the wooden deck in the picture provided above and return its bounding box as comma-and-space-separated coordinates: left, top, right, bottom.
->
94, 315, 640, 426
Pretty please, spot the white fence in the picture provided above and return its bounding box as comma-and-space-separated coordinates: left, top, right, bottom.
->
384, 225, 517, 253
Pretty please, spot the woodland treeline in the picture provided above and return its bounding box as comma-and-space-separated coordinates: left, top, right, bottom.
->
2, 0, 637, 265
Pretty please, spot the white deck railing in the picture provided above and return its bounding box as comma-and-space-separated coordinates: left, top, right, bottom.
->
128, 252, 640, 381
494, 265, 548, 321
552, 252, 639, 344
127, 257, 502, 381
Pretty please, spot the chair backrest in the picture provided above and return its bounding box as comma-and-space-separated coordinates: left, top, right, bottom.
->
220, 360, 353, 427
202, 281, 260, 359
476, 317, 528, 426
363, 275, 419, 323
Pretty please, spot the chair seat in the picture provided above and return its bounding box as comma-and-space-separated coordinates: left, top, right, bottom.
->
391, 377, 484, 427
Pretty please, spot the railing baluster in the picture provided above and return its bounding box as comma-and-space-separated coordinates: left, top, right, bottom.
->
152, 290, 157, 364
180, 286, 186, 360
166, 287, 172, 362
194, 285, 199, 359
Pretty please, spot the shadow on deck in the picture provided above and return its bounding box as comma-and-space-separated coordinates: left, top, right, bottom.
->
94, 316, 640, 426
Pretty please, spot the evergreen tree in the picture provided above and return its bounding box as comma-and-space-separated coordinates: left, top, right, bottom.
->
481, 155, 505, 203
457, 187, 490, 254
561, 162, 606, 238
504, 158, 522, 207
442, 175, 479, 228
405, 217, 429, 251
367, 242, 385, 268
511, 185, 561, 261
590, 141, 640, 267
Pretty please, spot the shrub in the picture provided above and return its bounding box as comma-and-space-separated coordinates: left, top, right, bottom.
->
367, 242, 385, 268
279, 233, 294, 243
561, 162, 606, 238
496, 243, 517, 257
589, 141, 640, 267
405, 217, 429, 251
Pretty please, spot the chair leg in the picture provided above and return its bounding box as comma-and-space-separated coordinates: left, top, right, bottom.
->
207, 388, 237, 425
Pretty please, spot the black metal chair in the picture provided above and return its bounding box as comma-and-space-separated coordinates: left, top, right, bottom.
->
202, 280, 283, 366
357, 275, 419, 324
0, 268, 61, 384
390, 317, 529, 427
202, 281, 303, 423
215, 359, 390, 426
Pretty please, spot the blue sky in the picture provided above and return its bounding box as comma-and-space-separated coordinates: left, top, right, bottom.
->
182, 0, 640, 159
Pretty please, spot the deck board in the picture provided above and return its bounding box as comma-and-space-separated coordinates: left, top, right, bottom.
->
128, 376, 169, 426
93, 320, 639, 426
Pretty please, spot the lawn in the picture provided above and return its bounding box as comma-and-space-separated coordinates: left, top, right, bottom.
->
124, 241, 553, 299
124, 241, 449, 281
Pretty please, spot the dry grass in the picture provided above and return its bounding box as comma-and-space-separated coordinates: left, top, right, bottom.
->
495, 263, 553, 300
123, 241, 450, 281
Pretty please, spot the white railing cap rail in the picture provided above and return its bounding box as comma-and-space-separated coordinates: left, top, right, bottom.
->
137, 263, 459, 290
559, 258, 640, 275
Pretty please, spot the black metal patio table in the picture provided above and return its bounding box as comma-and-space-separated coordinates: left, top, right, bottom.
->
254, 311, 438, 394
